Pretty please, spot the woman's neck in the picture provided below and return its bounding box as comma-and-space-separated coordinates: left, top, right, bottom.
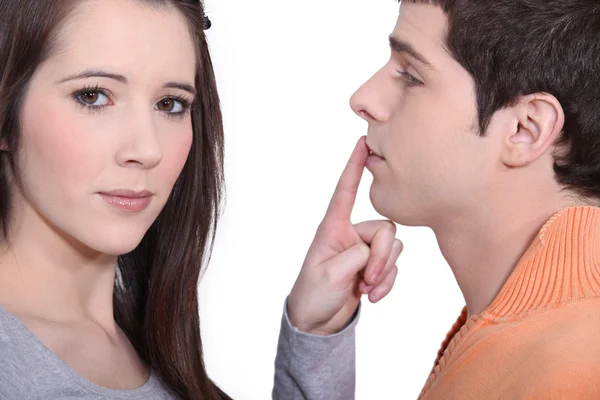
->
0, 198, 118, 325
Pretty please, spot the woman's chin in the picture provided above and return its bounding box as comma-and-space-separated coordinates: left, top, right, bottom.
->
77, 233, 146, 258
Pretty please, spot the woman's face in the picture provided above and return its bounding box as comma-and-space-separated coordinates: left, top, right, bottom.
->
15, 0, 197, 256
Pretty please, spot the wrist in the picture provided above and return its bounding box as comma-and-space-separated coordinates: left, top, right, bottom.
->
286, 300, 360, 336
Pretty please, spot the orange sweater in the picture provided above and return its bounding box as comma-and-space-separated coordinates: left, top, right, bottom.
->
419, 206, 600, 400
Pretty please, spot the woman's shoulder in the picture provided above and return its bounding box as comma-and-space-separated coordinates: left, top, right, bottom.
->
0, 304, 45, 373
0, 305, 47, 397
0, 304, 27, 346
0, 306, 176, 399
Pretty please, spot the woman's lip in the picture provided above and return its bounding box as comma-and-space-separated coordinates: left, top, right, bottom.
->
99, 190, 153, 198
99, 193, 153, 213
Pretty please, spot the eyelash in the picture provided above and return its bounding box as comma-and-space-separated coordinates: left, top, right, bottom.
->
397, 70, 423, 87
72, 85, 194, 120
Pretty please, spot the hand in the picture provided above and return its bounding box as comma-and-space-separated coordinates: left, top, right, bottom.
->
288, 136, 403, 336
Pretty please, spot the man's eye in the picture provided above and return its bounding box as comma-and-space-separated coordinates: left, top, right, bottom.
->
397, 71, 423, 86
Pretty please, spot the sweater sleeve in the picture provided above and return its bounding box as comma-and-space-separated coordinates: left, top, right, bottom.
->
272, 300, 360, 400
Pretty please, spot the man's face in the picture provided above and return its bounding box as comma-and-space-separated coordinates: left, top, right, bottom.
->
350, 2, 502, 227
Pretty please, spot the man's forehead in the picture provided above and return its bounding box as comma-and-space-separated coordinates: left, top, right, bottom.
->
392, 2, 448, 61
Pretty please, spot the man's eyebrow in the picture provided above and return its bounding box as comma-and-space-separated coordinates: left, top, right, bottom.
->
388, 36, 434, 69
56, 69, 197, 96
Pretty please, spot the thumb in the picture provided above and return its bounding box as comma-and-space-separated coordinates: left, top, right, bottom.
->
320, 243, 370, 288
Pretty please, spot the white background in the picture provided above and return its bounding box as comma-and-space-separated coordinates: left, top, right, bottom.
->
198, 1, 464, 398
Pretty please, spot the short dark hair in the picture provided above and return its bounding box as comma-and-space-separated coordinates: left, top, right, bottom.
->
403, 0, 600, 200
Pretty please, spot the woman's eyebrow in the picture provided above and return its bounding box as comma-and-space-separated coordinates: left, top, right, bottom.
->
56, 69, 197, 96
163, 82, 197, 97
56, 69, 128, 84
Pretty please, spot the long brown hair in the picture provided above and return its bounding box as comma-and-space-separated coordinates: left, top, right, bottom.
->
0, 0, 228, 398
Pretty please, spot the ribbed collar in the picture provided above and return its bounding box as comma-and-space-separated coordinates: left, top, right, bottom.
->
484, 205, 600, 320
421, 206, 600, 398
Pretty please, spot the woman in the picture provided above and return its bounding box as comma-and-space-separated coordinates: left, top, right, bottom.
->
0, 0, 402, 399
0, 0, 229, 398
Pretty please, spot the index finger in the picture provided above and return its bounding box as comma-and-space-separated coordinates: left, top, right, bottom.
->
324, 136, 369, 221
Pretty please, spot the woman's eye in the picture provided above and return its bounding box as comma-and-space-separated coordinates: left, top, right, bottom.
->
156, 98, 184, 113
77, 90, 111, 107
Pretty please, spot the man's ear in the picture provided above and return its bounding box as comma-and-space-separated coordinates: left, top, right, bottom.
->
499, 93, 565, 168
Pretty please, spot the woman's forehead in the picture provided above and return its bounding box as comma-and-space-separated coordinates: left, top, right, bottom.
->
47, 0, 197, 84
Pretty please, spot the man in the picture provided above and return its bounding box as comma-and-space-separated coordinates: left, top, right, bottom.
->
273, 0, 600, 399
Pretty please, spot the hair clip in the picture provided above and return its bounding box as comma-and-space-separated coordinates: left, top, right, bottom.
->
203, 15, 211, 30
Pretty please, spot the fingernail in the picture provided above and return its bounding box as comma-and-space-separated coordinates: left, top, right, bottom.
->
370, 289, 381, 303
363, 285, 374, 294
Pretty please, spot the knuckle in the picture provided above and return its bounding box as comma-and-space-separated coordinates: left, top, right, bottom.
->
372, 257, 387, 273
323, 266, 345, 288
392, 240, 404, 255
384, 220, 397, 234
373, 220, 396, 236
356, 243, 371, 259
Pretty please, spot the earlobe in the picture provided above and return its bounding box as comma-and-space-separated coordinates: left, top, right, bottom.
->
501, 94, 564, 168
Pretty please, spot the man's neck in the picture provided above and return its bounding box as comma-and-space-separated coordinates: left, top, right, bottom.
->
434, 197, 585, 316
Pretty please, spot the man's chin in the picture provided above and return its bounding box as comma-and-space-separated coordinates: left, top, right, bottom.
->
369, 185, 428, 227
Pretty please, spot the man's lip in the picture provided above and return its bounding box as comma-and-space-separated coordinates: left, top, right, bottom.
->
365, 142, 385, 159
98, 190, 153, 198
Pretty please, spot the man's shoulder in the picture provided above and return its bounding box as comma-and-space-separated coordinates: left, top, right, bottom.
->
494, 298, 600, 361
519, 356, 600, 399
490, 301, 600, 398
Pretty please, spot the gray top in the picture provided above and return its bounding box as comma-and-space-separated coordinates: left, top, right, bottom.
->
272, 302, 359, 400
0, 305, 173, 399
0, 302, 358, 400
